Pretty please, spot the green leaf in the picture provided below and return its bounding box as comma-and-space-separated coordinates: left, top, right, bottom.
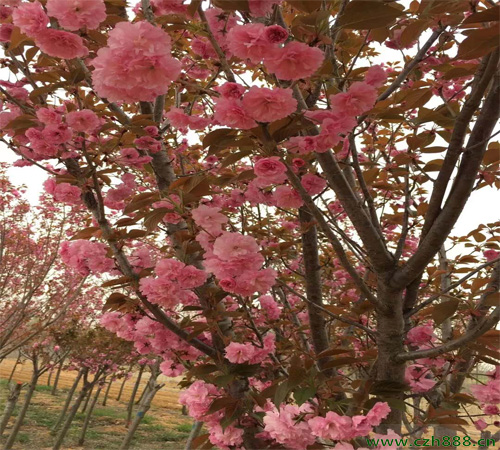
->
273, 381, 289, 407
293, 386, 316, 406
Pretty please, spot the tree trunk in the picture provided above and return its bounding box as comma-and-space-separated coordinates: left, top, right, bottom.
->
51, 359, 64, 395
77, 385, 102, 445
184, 421, 203, 450
0, 383, 23, 437
135, 384, 146, 405
47, 370, 53, 387
80, 384, 94, 414
375, 284, 406, 434
116, 375, 128, 401
126, 366, 144, 426
120, 367, 162, 450
51, 369, 83, 432
52, 376, 94, 450
7, 355, 21, 384
102, 379, 113, 406
3, 373, 38, 450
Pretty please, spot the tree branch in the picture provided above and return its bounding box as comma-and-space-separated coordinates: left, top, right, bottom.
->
391, 67, 500, 289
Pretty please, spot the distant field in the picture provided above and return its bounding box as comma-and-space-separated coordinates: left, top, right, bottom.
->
0, 359, 194, 449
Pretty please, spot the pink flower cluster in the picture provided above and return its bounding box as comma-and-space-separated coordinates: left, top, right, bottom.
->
43, 178, 81, 205
287, 66, 386, 154
405, 364, 436, 393
91, 21, 181, 102
60, 240, 114, 276
12, 1, 89, 59
470, 368, 500, 415
203, 231, 277, 297
179, 381, 244, 449
228, 23, 288, 64
254, 157, 287, 186
140, 258, 207, 309
263, 401, 391, 449
225, 333, 275, 364
227, 22, 323, 80
46, 0, 106, 31
214, 83, 297, 129
166, 107, 212, 131
406, 323, 435, 345
191, 204, 228, 236
104, 173, 136, 210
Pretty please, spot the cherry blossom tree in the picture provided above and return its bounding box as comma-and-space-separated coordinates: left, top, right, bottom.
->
0, 1, 499, 449
0, 164, 94, 359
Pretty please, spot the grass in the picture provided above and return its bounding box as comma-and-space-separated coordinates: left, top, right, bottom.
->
0, 379, 193, 449
176, 422, 194, 433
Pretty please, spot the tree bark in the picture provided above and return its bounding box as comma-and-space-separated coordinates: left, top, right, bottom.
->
126, 366, 144, 427
7, 355, 21, 384
102, 379, 113, 406
51, 359, 64, 395
184, 421, 203, 450
52, 369, 101, 450
0, 383, 23, 437
77, 385, 102, 445
80, 384, 94, 414
3, 372, 38, 450
119, 366, 162, 450
375, 283, 406, 434
51, 368, 83, 432
116, 377, 127, 401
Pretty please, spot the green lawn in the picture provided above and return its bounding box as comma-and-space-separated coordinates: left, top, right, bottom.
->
0, 378, 197, 449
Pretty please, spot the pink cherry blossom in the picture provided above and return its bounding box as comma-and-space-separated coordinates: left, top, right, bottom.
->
191, 204, 228, 236
46, 0, 106, 31
225, 342, 258, 364
264, 41, 324, 80
0, 24, 13, 42
330, 81, 378, 116
36, 107, 63, 125
254, 157, 287, 185
484, 249, 500, 261
365, 65, 388, 88
263, 404, 315, 450
12, 1, 48, 37
273, 185, 303, 209
407, 324, 435, 345
35, 29, 89, 59
470, 379, 500, 404
208, 423, 244, 450
91, 21, 181, 102
66, 109, 100, 133
213, 232, 260, 260
242, 86, 297, 123
214, 97, 257, 130
116, 148, 152, 168
259, 294, 281, 320
217, 82, 246, 99
301, 173, 327, 195
249, 0, 282, 17
405, 364, 436, 393
60, 240, 115, 275
264, 25, 288, 44
227, 23, 271, 63
151, 0, 187, 16
43, 178, 81, 205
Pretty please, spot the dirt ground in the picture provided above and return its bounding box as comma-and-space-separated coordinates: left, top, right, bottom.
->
0, 359, 195, 449
0, 358, 182, 411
